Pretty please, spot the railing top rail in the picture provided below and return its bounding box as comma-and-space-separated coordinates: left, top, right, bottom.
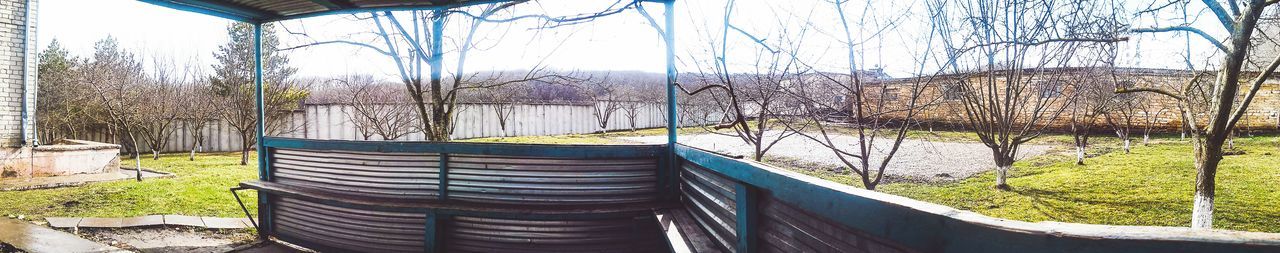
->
262, 137, 666, 159
673, 144, 1280, 253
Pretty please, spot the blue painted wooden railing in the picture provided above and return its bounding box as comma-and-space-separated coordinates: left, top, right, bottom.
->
673, 144, 1280, 253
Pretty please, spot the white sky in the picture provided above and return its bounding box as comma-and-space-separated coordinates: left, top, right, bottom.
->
37, 0, 1226, 80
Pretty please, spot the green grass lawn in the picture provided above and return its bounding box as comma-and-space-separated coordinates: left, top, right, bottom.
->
792, 135, 1280, 233
0, 152, 258, 220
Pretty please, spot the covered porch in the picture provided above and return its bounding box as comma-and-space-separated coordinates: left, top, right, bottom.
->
139, 1, 1280, 252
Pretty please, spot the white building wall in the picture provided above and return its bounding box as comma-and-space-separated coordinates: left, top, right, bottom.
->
0, 0, 36, 147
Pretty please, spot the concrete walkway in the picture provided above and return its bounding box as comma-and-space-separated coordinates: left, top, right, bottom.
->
46, 215, 254, 229
0, 218, 126, 253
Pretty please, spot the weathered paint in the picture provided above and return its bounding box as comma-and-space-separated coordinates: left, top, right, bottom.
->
251, 23, 273, 240
273, 197, 427, 252
255, 140, 673, 252
262, 137, 664, 158
444, 215, 671, 253
734, 182, 757, 253
680, 163, 737, 252
270, 148, 441, 200
674, 144, 1280, 253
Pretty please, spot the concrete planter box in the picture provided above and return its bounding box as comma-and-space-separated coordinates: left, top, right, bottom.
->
26, 140, 121, 177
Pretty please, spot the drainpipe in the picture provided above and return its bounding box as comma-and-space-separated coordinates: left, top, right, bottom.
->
20, 0, 37, 147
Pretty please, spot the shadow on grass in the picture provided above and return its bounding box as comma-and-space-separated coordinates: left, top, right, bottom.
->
1012, 186, 1186, 224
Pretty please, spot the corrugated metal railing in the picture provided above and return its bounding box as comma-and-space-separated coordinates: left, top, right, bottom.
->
673, 144, 1280, 253
246, 137, 677, 253
241, 138, 1280, 253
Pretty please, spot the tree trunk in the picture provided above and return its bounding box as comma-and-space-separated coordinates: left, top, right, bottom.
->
1143, 133, 1150, 145
1075, 146, 1085, 165
240, 134, 251, 165
993, 152, 1013, 190
189, 147, 196, 161
994, 164, 1011, 190
1190, 146, 1221, 229
1123, 139, 1131, 154
128, 133, 142, 181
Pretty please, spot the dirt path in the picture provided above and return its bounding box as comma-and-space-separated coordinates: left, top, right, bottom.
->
621, 132, 1052, 182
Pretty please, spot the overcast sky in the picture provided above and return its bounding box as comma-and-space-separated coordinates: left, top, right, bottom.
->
37, 0, 1224, 80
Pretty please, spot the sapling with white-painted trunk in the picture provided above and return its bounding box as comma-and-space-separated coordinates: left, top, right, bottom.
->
82, 37, 148, 181
1069, 68, 1121, 164
137, 55, 191, 160
1107, 86, 1140, 155
933, 0, 1123, 188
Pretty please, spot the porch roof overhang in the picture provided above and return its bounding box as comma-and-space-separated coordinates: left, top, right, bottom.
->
139, 0, 512, 23
139, 0, 672, 24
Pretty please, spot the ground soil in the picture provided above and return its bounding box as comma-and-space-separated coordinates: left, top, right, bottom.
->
74, 227, 254, 253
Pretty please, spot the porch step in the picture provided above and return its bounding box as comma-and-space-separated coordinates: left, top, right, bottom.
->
0, 218, 125, 253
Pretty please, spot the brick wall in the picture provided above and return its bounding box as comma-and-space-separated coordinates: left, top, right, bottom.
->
0, 0, 36, 148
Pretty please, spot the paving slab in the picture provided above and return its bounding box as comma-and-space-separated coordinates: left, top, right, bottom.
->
44, 217, 82, 228
0, 218, 125, 253
121, 215, 165, 227
238, 218, 256, 228
164, 215, 204, 227
230, 240, 307, 253
78, 217, 124, 228
202, 217, 250, 229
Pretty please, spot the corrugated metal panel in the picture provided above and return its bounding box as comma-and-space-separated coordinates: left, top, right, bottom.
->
271, 148, 441, 200
680, 162, 737, 252
445, 215, 670, 253
273, 197, 427, 253
758, 195, 915, 253
447, 154, 659, 205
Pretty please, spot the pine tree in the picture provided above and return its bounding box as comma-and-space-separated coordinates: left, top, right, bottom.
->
209, 23, 306, 165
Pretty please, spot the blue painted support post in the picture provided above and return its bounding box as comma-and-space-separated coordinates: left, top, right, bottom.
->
252, 22, 272, 239
663, 0, 680, 201
438, 153, 449, 200
735, 182, 757, 253
424, 211, 440, 253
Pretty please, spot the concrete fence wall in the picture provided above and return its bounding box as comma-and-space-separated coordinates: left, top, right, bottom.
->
71, 102, 724, 153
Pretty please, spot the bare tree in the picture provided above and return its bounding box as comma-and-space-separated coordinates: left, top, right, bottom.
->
337, 75, 418, 140
475, 81, 530, 137
613, 72, 662, 132
578, 77, 623, 133
619, 100, 645, 132
1124, 0, 1280, 228
618, 91, 647, 132
1106, 79, 1141, 154
753, 0, 936, 190
82, 37, 147, 180
181, 78, 218, 161
136, 56, 189, 160
933, 0, 1124, 189
1067, 68, 1119, 164
283, 2, 624, 141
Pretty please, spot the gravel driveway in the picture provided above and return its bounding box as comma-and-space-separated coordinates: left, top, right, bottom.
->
621, 132, 1052, 182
